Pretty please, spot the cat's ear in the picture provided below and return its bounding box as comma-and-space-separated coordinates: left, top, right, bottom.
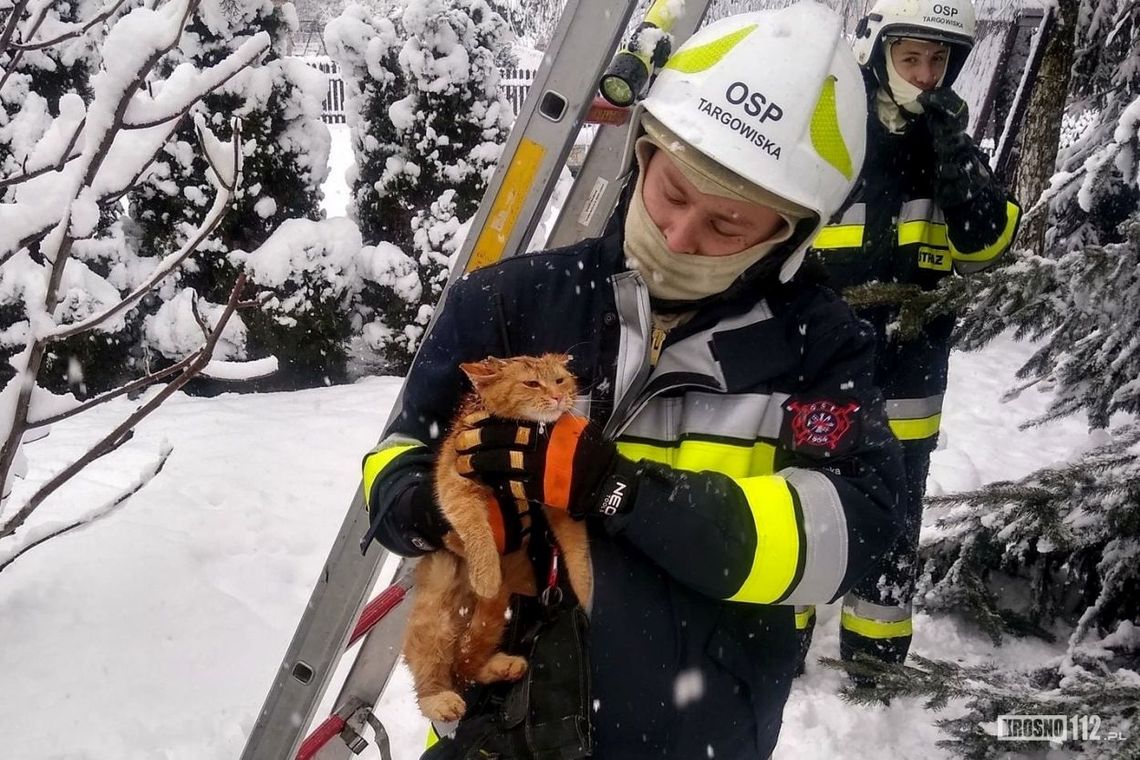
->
460, 358, 503, 386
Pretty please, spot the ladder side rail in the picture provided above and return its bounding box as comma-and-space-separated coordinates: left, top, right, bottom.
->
313, 561, 418, 760
546, 0, 712, 248
239, 490, 387, 760
447, 0, 644, 275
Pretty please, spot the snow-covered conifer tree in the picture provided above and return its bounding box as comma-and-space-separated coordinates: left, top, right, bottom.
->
328, 0, 512, 373
132, 0, 334, 388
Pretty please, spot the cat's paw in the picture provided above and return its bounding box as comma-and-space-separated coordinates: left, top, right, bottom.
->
475, 653, 528, 684
419, 691, 466, 722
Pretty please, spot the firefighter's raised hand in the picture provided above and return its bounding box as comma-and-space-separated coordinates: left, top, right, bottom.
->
455, 412, 627, 519
919, 87, 969, 141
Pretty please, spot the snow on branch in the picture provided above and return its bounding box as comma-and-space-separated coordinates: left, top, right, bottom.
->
0, 443, 173, 574
0, 0, 273, 555
0, 272, 255, 542
49, 115, 243, 341
5, 0, 129, 53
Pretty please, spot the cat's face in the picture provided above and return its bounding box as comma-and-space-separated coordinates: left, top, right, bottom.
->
460, 354, 578, 423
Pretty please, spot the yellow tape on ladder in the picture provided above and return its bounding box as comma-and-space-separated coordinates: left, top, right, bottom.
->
468, 137, 547, 272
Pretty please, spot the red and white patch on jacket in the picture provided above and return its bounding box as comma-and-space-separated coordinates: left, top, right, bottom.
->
785, 399, 861, 453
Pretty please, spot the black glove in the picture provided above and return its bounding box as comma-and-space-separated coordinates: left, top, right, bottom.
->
455, 412, 638, 519
919, 87, 969, 141
919, 88, 983, 208
365, 478, 452, 555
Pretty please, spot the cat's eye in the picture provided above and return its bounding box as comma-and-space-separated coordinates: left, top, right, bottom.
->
556, 378, 565, 384
523, 380, 541, 388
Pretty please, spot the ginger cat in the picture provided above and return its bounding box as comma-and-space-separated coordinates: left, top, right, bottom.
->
403, 354, 593, 723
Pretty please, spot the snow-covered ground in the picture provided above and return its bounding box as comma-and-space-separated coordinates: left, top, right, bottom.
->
0, 338, 1090, 760
0, 125, 1096, 759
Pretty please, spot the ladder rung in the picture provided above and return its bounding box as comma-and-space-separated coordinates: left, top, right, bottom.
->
348, 580, 409, 647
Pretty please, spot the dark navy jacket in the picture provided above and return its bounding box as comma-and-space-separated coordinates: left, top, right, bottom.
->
811, 76, 1022, 446
363, 231, 905, 758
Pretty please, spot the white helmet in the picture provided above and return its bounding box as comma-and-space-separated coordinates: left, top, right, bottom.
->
852, 0, 976, 86
641, 2, 867, 279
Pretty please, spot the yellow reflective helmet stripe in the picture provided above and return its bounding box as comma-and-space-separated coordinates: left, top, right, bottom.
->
810, 76, 854, 180
813, 224, 864, 250
951, 200, 1023, 264
362, 443, 422, 509
888, 413, 941, 441
840, 609, 913, 639
727, 475, 801, 604
664, 24, 756, 73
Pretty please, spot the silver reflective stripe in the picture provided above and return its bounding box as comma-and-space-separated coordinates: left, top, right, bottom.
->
898, 198, 944, 224
885, 394, 944, 420
620, 391, 790, 442
779, 468, 848, 605
837, 202, 865, 225
954, 257, 992, 274
603, 271, 652, 439
842, 593, 912, 622
649, 298, 775, 387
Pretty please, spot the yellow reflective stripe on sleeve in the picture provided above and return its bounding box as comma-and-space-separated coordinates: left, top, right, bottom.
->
750, 442, 776, 477
888, 413, 941, 441
812, 224, 863, 250
426, 724, 439, 748
616, 441, 674, 467
362, 443, 420, 509
950, 200, 1023, 263
727, 475, 800, 604
616, 440, 780, 479
795, 605, 816, 630
840, 609, 913, 639
897, 220, 948, 247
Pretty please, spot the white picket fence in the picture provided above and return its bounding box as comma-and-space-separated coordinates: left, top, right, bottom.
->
299, 58, 535, 126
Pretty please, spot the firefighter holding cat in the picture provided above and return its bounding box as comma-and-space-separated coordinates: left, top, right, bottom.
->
362, 5, 905, 759
795, 0, 1022, 678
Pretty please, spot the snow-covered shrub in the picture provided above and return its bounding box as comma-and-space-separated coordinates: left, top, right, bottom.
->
325, 3, 405, 246
132, 0, 334, 388
231, 217, 362, 387
327, 0, 513, 373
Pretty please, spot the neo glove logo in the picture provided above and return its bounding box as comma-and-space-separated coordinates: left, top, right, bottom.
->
599, 480, 628, 516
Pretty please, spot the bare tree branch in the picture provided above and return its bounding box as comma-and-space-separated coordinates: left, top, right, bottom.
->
0, 0, 47, 94
26, 354, 195, 428
0, 0, 30, 62
0, 271, 248, 540
49, 117, 242, 341
0, 0, 205, 514
8, 0, 129, 52
0, 118, 85, 189
0, 444, 173, 574
122, 53, 258, 131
